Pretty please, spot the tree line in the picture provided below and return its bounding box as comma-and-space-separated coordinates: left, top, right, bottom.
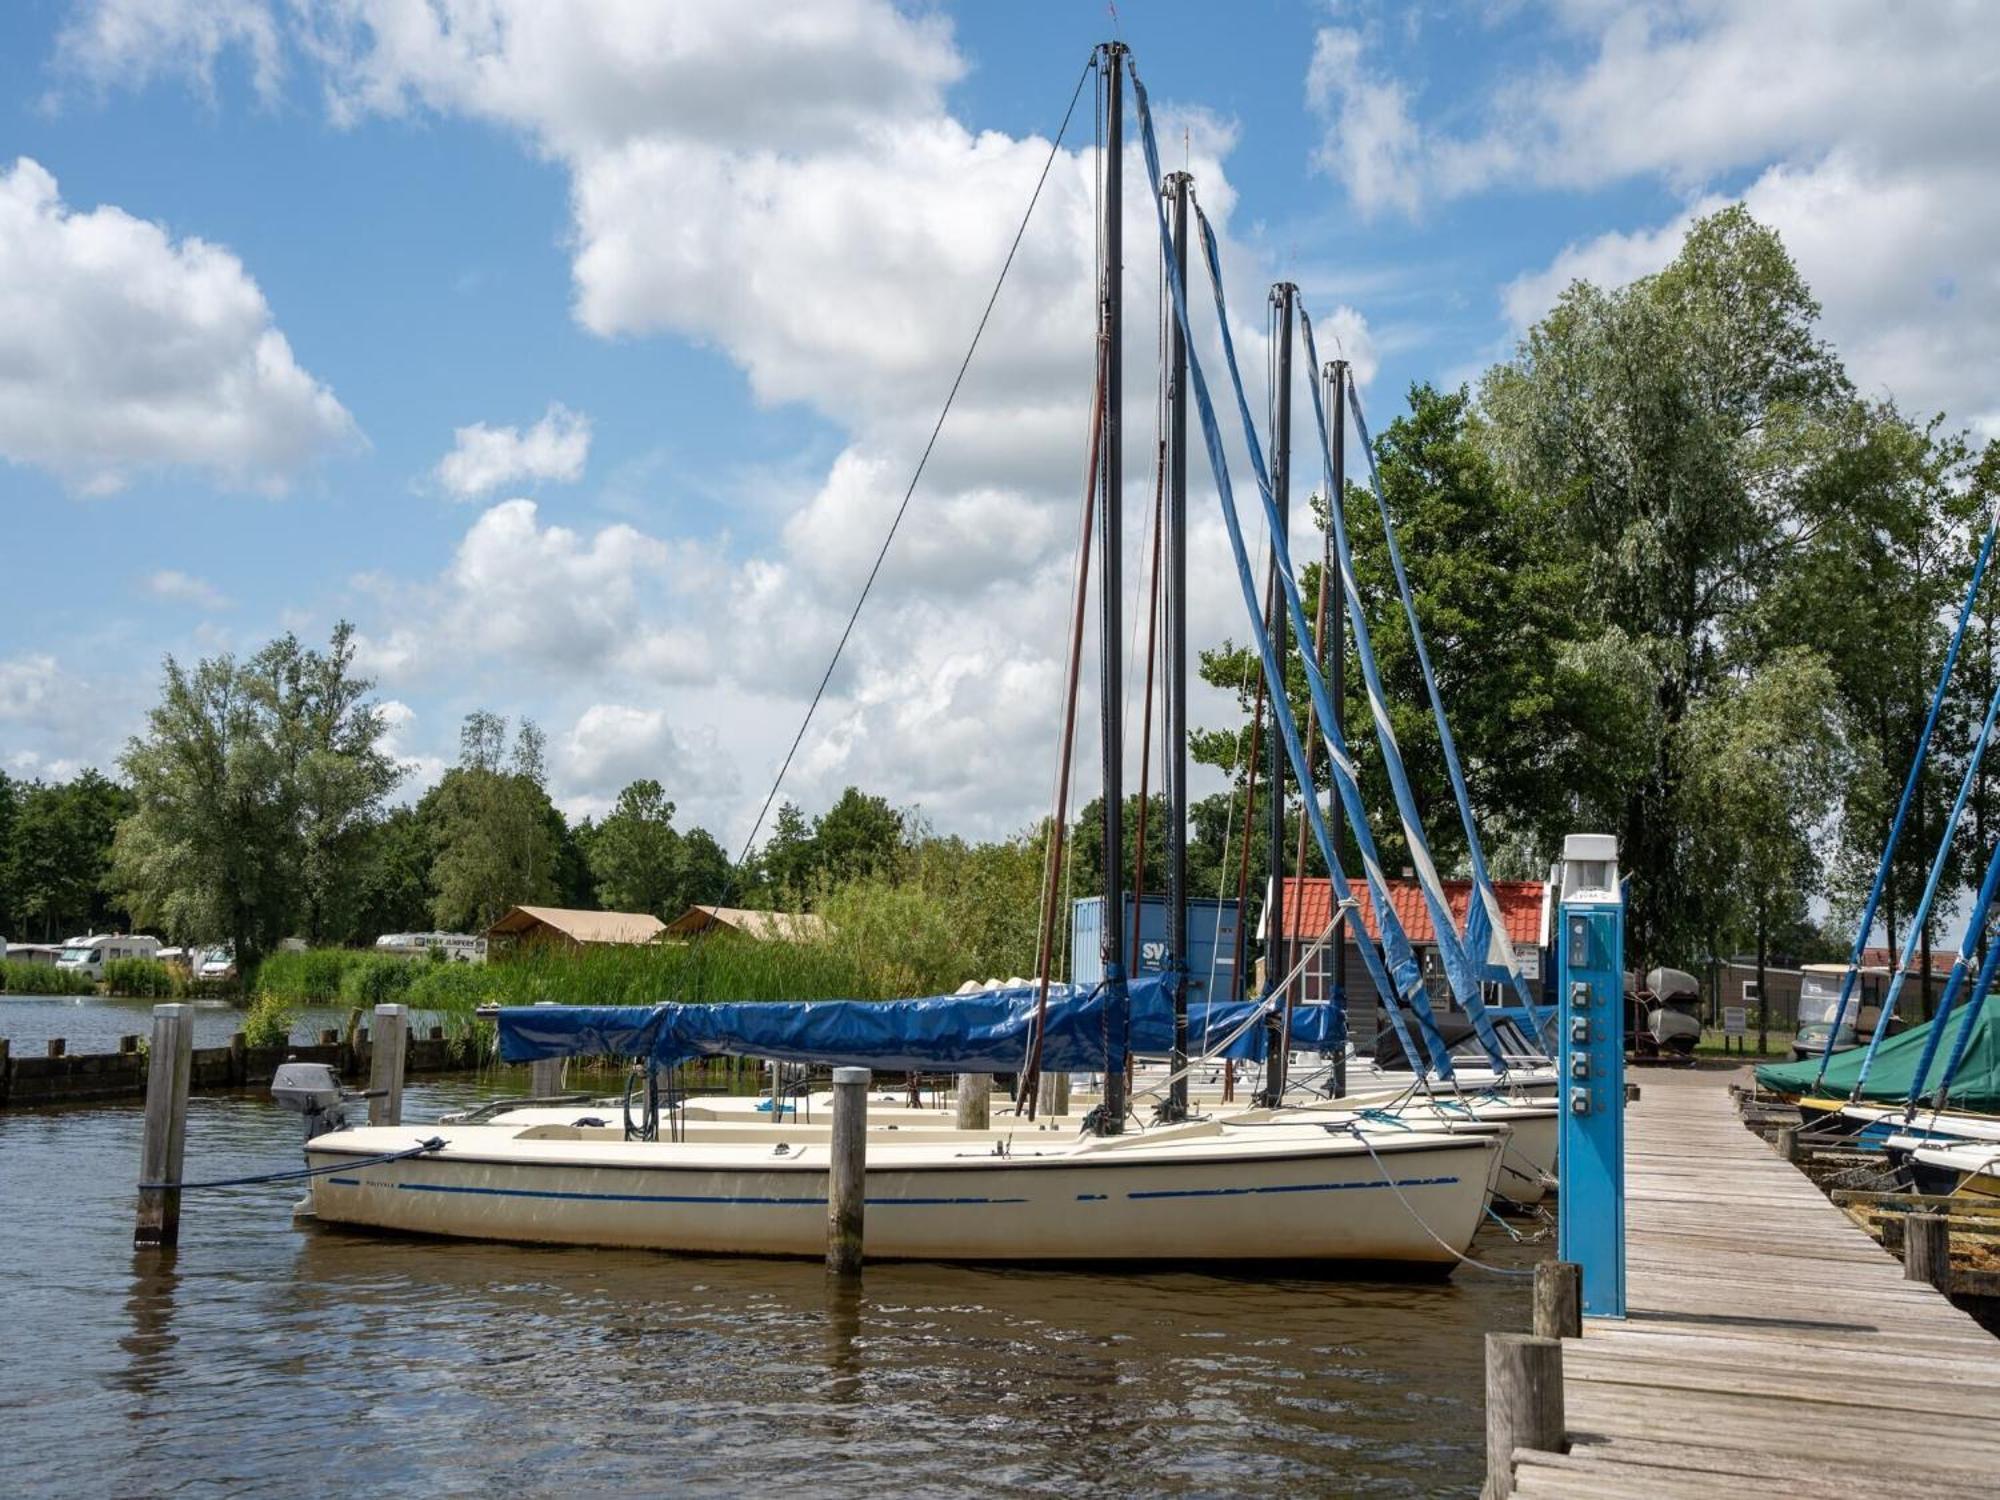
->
6, 206, 1987, 1004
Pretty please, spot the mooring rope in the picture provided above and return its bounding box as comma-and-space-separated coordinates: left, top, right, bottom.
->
139, 1136, 445, 1191
1346, 1124, 1534, 1277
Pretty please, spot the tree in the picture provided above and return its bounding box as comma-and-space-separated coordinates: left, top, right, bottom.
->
1481, 205, 1866, 961
812, 787, 903, 882
761, 801, 814, 896
9, 771, 134, 940
424, 713, 561, 930
267, 624, 403, 943
1681, 651, 1857, 1049
113, 625, 397, 963
589, 779, 684, 916
115, 655, 298, 964
344, 804, 434, 943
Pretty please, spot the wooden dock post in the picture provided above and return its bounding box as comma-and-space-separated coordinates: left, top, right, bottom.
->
827, 1065, 869, 1277
1533, 1261, 1582, 1340
1037, 1069, 1070, 1118
47, 1037, 66, 1058
134, 1003, 194, 1250
1905, 1212, 1951, 1292
955, 1073, 992, 1130
1483, 1332, 1564, 1499
528, 1001, 565, 1097
367, 1003, 407, 1126
1776, 1124, 1799, 1162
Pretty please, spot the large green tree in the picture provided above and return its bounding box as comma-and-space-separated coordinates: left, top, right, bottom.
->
115, 626, 396, 965
588, 779, 685, 916
423, 712, 562, 930
7, 771, 134, 940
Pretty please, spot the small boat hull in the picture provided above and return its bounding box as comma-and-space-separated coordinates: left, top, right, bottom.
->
303, 1126, 1502, 1266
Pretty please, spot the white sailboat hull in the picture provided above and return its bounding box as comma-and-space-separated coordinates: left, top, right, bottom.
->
303, 1124, 1502, 1266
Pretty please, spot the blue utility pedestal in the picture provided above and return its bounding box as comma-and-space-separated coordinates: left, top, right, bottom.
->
1556, 832, 1626, 1319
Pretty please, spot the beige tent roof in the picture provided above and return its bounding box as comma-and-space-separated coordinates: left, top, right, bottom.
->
486, 906, 668, 945
661, 905, 829, 942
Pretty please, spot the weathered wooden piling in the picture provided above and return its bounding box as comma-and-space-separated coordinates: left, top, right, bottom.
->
367, 1003, 407, 1127
1037, 1069, 1070, 1118
1776, 1124, 1799, 1162
119, 1034, 140, 1055
529, 1000, 565, 1097
827, 1065, 868, 1277
134, 1002, 194, 1250
1483, 1332, 1564, 1499
1533, 1261, 1582, 1340
46, 1037, 65, 1059
955, 1073, 992, 1130
1905, 1212, 1950, 1292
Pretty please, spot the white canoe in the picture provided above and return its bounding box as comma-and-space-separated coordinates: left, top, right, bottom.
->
301, 1117, 1505, 1267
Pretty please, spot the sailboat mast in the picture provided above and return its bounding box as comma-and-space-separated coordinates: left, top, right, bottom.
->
1097, 41, 1129, 1136
1164, 168, 1191, 1121
1328, 357, 1349, 1089
1264, 282, 1295, 1104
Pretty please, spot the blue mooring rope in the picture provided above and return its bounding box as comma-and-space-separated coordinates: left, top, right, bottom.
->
139, 1136, 445, 1191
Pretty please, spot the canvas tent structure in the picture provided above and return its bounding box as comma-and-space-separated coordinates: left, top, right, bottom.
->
1754, 994, 2000, 1113
661, 905, 829, 943
486, 906, 667, 948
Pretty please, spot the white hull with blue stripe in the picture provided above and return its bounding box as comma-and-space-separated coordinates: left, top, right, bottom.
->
301, 1119, 1504, 1267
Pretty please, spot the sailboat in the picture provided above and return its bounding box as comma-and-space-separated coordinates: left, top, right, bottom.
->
292, 43, 1519, 1269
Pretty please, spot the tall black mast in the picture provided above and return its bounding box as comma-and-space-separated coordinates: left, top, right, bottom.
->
1096, 41, 1129, 1135
1263, 282, 1295, 1105
1327, 357, 1349, 1093
1164, 169, 1191, 1121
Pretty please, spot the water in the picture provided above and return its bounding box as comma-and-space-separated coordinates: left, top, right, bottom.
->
0, 1082, 1544, 1496
2, 995, 403, 1051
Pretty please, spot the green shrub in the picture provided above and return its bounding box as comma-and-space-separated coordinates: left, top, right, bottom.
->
241, 989, 297, 1048
103, 957, 185, 998
340, 953, 416, 1007
0, 960, 96, 995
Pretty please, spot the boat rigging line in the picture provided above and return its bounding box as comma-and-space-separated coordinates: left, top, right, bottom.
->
721, 50, 1099, 900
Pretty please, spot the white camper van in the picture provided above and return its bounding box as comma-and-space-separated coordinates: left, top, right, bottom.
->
55, 933, 162, 982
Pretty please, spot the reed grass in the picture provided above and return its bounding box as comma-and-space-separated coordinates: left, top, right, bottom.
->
102, 957, 186, 998
0, 960, 96, 996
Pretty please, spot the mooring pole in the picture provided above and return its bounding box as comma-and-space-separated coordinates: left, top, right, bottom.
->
1037, 1069, 1071, 1118
1096, 39, 1130, 1136
1262, 281, 1295, 1106
1483, 1332, 1565, 1498
955, 1073, 992, 1130
368, 1003, 407, 1127
1533, 1261, 1583, 1340
134, 1002, 193, 1250
1905, 1212, 1951, 1292
827, 1065, 869, 1276
529, 1000, 565, 1097
1327, 358, 1349, 1091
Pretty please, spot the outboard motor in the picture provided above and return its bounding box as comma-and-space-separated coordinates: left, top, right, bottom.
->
270, 1061, 353, 1141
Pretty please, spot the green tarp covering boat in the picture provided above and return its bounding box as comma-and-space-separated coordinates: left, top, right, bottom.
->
1754, 994, 2000, 1111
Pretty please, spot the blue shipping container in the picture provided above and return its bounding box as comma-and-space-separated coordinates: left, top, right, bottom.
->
1070, 895, 1243, 1002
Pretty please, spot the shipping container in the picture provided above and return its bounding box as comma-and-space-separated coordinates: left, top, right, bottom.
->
1069, 895, 1242, 1002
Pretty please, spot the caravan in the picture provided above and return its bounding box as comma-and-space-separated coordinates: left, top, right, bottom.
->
55, 933, 162, 983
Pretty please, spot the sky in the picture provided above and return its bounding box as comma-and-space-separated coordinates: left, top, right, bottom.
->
3, 0, 1995, 857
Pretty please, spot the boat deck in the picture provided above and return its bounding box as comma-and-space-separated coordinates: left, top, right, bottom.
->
1508, 1068, 2000, 1499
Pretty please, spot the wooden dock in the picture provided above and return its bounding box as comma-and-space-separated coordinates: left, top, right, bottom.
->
1507, 1069, 2000, 1499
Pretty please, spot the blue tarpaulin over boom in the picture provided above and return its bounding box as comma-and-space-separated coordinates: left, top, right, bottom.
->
497, 976, 1345, 1075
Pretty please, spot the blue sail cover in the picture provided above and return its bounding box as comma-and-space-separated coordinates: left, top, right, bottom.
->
498, 975, 1344, 1075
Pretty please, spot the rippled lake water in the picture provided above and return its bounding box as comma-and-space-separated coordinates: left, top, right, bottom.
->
0, 1078, 1544, 1496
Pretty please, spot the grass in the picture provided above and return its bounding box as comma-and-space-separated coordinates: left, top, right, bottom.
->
103, 957, 186, 999
0, 960, 96, 996
1693, 1029, 1793, 1058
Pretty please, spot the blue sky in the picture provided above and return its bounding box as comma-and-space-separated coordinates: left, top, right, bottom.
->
3, 1, 1994, 852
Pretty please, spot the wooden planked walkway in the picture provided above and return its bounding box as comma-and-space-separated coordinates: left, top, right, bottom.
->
1508, 1070, 2000, 1499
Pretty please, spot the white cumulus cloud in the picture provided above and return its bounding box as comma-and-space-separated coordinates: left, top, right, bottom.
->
145, 569, 229, 609
0, 157, 355, 495
434, 402, 591, 500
